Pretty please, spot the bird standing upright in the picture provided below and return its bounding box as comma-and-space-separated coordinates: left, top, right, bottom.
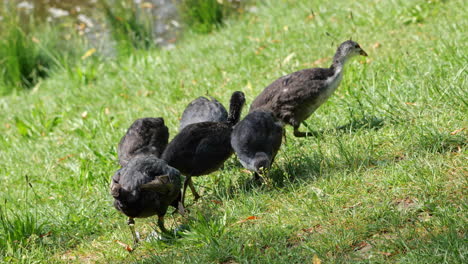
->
250, 40, 368, 137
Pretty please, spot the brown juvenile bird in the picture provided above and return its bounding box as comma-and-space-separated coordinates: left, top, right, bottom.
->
250, 40, 368, 137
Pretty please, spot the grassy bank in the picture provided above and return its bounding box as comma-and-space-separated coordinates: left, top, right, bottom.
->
0, 0, 466, 263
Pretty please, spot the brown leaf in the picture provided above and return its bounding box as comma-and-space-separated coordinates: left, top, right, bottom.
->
58, 154, 74, 162
236, 216, 260, 224
450, 128, 465, 135
40, 231, 52, 238
379, 251, 392, 257
115, 240, 133, 252
372, 42, 381, 49
405, 102, 417, 106
211, 200, 223, 205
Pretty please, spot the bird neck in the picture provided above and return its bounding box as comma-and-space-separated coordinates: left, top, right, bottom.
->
227, 104, 243, 125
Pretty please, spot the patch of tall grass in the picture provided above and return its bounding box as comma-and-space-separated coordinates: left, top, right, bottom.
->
179, 0, 245, 33
100, 0, 155, 56
0, 8, 84, 95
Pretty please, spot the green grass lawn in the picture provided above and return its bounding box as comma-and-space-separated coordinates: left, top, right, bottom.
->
0, 0, 467, 263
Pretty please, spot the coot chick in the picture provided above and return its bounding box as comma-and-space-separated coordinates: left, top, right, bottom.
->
179, 96, 228, 131
250, 40, 368, 137
118, 118, 169, 166
162, 91, 246, 209
110, 155, 181, 244
231, 110, 283, 181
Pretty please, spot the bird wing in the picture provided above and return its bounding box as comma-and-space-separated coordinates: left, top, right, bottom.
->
251, 68, 332, 111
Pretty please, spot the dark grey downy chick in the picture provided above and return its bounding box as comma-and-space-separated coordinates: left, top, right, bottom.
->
110, 156, 181, 245
250, 40, 368, 137
162, 91, 246, 210
179, 96, 228, 131
118, 118, 169, 166
231, 110, 283, 181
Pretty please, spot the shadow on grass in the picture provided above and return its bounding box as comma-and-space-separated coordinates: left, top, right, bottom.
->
302, 115, 385, 137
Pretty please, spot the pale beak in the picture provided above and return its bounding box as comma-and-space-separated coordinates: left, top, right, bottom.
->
360, 49, 368, 56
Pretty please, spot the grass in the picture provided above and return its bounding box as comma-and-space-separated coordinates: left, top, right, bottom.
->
100, 0, 156, 55
179, 0, 245, 33
0, 6, 84, 95
0, 0, 467, 263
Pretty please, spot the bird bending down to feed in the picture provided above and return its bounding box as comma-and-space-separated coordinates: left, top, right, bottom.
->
179, 96, 228, 131
162, 91, 246, 210
118, 117, 169, 166
249, 40, 368, 137
231, 110, 283, 181
110, 156, 181, 245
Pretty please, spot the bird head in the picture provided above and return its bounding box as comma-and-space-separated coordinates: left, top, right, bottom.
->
334, 40, 368, 64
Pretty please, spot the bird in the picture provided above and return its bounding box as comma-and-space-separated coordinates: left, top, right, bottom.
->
118, 117, 169, 166
231, 109, 283, 181
110, 155, 181, 245
179, 96, 228, 131
162, 91, 246, 210
249, 40, 368, 137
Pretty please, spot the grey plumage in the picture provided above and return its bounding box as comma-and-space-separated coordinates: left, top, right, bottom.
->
250, 40, 368, 137
118, 117, 169, 166
231, 110, 283, 180
179, 96, 228, 131
162, 91, 246, 209
110, 155, 181, 243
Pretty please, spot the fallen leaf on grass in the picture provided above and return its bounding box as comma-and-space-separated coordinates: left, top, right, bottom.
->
282, 53, 296, 65
312, 254, 321, 264
379, 251, 392, 257
40, 231, 52, 238
81, 111, 88, 119
354, 241, 372, 253
405, 102, 417, 106
306, 14, 315, 21
372, 42, 381, 49
450, 128, 465, 135
115, 240, 133, 252
81, 48, 96, 60
58, 154, 74, 162
211, 200, 223, 205
236, 216, 260, 224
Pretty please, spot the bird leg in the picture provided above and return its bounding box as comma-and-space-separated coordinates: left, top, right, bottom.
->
178, 176, 191, 214
293, 124, 318, 137
188, 178, 201, 201
157, 216, 169, 234
127, 217, 139, 246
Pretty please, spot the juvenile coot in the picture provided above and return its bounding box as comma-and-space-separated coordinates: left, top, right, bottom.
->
110, 155, 181, 244
231, 110, 283, 180
118, 117, 169, 166
179, 96, 228, 130
162, 91, 246, 209
250, 40, 368, 137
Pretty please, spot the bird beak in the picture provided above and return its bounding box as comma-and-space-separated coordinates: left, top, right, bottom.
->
360, 49, 368, 56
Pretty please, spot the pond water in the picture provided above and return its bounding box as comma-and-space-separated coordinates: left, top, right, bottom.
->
12, 0, 181, 54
